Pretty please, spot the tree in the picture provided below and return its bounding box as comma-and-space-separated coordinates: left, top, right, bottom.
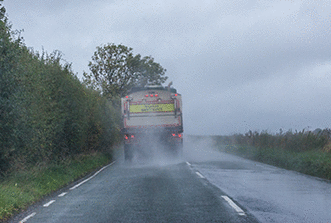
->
0, 0, 23, 173
0, 0, 5, 21
83, 43, 167, 98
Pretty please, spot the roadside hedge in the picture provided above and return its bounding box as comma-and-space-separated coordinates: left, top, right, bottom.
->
0, 4, 121, 176
213, 129, 331, 180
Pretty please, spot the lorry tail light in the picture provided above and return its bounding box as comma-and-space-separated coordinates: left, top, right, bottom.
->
155, 94, 158, 97
145, 94, 149, 97
171, 133, 182, 138
171, 93, 178, 99
150, 94, 154, 97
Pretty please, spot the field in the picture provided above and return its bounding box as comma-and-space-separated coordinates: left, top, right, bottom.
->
213, 129, 331, 180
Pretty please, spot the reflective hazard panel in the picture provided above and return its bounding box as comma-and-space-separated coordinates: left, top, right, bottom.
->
130, 104, 175, 113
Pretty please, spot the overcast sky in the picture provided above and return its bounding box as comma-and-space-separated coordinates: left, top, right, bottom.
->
3, 0, 331, 135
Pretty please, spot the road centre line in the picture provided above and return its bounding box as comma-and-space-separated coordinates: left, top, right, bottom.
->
43, 200, 56, 207
58, 192, 67, 197
195, 171, 205, 179
186, 161, 191, 166
70, 161, 116, 190
19, 212, 36, 223
221, 196, 246, 216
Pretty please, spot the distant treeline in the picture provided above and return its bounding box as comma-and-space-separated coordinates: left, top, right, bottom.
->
0, 7, 120, 175
214, 128, 331, 153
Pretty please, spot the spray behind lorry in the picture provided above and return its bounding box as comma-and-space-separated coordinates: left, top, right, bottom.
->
121, 83, 183, 161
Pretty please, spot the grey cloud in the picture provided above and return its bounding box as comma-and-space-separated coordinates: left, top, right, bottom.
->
3, 0, 331, 135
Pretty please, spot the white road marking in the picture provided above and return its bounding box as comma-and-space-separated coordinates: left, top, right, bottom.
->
19, 212, 36, 223
43, 200, 56, 207
221, 196, 246, 216
195, 171, 205, 179
20, 161, 116, 222
70, 161, 116, 190
186, 161, 191, 166
58, 192, 67, 197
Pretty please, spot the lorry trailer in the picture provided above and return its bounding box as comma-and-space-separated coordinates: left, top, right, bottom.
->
121, 84, 183, 161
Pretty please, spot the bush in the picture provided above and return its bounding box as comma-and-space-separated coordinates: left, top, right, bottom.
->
0, 6, 121, 175
0, 3, 23, 174
214, 128, 331, 180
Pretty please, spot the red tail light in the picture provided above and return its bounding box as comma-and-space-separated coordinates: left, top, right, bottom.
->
145, 94, 149, 97
124, 135, 128, 140
155, 94, 158, 97
171, 133, 182, 138
131, 135, 135, 138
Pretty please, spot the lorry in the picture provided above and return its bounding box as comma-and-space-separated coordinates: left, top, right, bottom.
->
121, 83, 183, 161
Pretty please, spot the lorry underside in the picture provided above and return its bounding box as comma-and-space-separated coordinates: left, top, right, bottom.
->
123, 127, 183, 161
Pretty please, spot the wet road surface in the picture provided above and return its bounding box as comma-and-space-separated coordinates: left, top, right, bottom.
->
185, 140, 331, 223
15, 161, 256, 223
12, 140, 331, 222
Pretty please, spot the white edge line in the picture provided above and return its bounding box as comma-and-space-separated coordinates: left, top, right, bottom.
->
70, 161, 116, 190
43, 200, 56, 207
186, 161, 191, 166
221, 196, 246, 216
58, 192, 67, 197
19, 212, 36, 223
20, 161, 116, 222
195, 171, 205, 179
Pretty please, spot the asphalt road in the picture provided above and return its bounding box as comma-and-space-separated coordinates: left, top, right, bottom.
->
14, 160, 257, 223
12, 139, 331, 223
185, 139, 331, 223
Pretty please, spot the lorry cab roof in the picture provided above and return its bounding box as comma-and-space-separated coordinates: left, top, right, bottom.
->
128, 85, 177, 94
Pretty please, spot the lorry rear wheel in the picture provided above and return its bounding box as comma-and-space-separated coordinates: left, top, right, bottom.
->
174, 142, 183, 158
124, 144, 133, 162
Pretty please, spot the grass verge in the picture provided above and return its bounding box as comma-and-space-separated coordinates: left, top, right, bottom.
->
0, 152, 112, 222
217, 144, 331, 180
